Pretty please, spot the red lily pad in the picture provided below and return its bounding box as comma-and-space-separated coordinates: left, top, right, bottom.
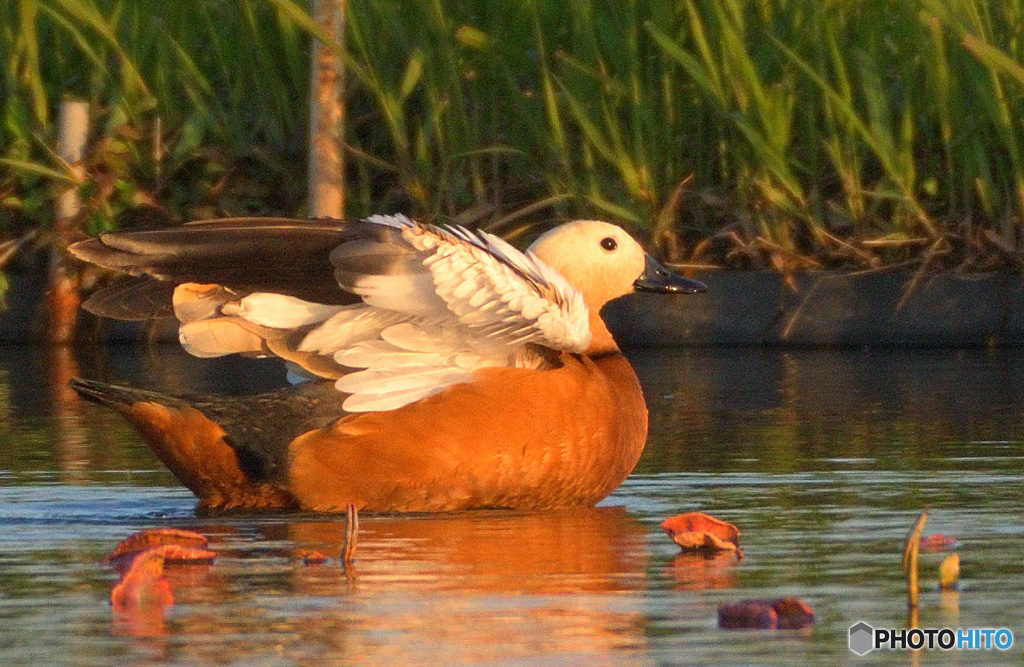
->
107, 542, 215, 574
301, 550, 329, 565
919, 534, 957, 552
110, 549, 174, 611
104, 528, 210, 564
718, 600, 777, 630
772, 596, 816, 629
718, 597, 815, 630
150, 543, 216, 564
660, 512, 743, 559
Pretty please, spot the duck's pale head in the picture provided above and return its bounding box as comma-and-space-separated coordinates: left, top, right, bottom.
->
529, 220, 706, 354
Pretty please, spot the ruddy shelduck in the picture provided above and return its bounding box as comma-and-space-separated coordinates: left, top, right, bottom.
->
69, 215, 705, 512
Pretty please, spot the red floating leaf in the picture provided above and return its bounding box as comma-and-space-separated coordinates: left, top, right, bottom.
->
151, 543, 216, 564
110, 549, 174, 611
301, 550, 329, 565
660, 512, 743, 559
919, 534, 957, 552
718, 597, 815, 630
718, 600, 777, 630
107, 541, 215, 574
772, 596, 816, 630
105, 528, 209, 564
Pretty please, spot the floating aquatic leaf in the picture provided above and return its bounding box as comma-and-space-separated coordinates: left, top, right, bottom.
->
301, 550, 329, 565
718, 597, 815, 630
939, 553, 960, 591
718, 600, 776, 630
110, 549, 174, 611
660, 512, 743, 559
105, 528, 210, 563
151, 543, 216, 564
919, 534, 957, 552
771, 596, 816, 629
107, 538, 215, 574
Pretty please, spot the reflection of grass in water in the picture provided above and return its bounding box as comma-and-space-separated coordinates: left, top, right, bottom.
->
635, 348, 1024, 475
5, 0, 1024, 268
0, 405, 175, 482
0, 360, 174, 480
641, 412, 948, 474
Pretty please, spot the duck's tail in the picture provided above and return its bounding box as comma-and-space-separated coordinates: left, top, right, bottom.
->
69, 378, 340, 511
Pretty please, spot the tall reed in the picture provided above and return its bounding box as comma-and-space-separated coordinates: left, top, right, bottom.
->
4, 0, 1024, 269
347, 0, 1024, 264
2, 0, 315, 232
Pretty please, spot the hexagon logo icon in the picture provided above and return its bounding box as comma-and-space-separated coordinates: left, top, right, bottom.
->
849, 621, 874, 655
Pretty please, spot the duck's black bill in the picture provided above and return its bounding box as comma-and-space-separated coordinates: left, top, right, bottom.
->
634, 255, 707, 294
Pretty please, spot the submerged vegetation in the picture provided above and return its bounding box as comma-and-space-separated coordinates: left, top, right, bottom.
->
4, 0, 1024, 277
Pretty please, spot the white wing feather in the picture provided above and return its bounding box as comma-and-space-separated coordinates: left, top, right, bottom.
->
393, 216, 590, 352
221, 293, 344, 328
173, 214, 589, 412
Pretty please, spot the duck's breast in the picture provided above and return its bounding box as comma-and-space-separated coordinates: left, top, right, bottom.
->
287, 352, 648, 512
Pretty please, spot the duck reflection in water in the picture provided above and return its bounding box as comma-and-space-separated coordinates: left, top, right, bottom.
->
134, 508, 703, 662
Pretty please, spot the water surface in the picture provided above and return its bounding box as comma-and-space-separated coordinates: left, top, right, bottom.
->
1, 345, 1021, 664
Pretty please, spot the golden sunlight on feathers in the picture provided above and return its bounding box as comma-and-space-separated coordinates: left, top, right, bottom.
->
68, 215, 705, 512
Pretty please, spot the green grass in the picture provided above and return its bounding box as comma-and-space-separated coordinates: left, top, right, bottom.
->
4, 0, 1024, 270
2, 0, 314, 234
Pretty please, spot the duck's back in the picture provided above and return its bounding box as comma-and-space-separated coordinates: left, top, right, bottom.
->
287, 352, 648, 512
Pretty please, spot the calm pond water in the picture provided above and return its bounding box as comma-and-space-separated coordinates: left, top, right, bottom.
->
0, 344, 1022, 665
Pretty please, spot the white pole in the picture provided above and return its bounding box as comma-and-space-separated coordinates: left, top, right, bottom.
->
49, 98, 89, 344
55, 99, 89, 221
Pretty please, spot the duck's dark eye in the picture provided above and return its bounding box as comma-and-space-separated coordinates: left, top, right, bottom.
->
600, 237, 617, 251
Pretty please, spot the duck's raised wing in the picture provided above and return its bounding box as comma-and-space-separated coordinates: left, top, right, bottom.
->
331, 214, 590, 353
263, 214, 590, 411
69, 218, 355, 309
74, 214, 591, 412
